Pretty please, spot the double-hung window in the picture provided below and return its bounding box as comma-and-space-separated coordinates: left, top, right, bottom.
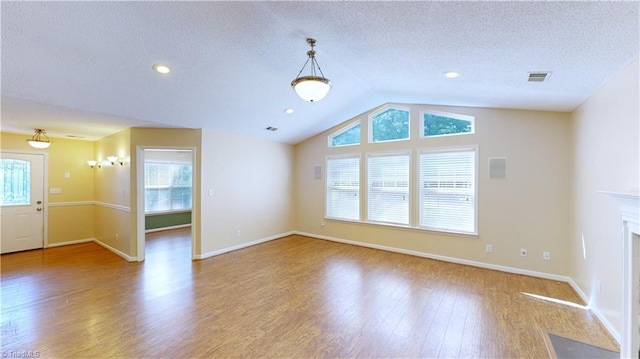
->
418, 147, 477, 234
367, 152, 410, 225
144, 162, 193, 213
326, 155, 360, 221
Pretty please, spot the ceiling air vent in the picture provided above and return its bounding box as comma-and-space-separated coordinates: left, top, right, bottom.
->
528, 72, 551, 82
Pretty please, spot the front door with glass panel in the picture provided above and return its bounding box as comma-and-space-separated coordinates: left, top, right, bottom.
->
1, 153, 45, 254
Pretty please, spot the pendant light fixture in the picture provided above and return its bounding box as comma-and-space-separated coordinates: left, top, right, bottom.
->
27, 128, 51, 149
291, 38, 332, 103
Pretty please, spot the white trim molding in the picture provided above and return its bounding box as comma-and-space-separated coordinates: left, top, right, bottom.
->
145, 224, 192, 234
93, 239, 137, 262
47, 238, 94, 248
600, 190, 640, 358
195, 231, 295, 260
567, 277, 619, 344
48, 201, 94, 207
94, 201, 131, 212
44, 237, 136, 262
294, 231, 570, 282
47, 201, 130, 212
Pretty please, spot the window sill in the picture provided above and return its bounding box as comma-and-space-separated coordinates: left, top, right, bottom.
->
145, 209, 192, 216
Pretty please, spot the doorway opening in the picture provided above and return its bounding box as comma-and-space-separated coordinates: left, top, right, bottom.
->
136, 147, 196, 262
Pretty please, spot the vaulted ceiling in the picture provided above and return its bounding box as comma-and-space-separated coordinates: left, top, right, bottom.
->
2, 2, 638, 144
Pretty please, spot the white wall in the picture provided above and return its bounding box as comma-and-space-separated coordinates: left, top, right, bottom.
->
570, 58, 640, 339
295, 104, 572, 276
200, 129, 295, 255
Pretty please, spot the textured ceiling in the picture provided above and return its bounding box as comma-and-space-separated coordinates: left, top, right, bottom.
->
1, 1, 638, 144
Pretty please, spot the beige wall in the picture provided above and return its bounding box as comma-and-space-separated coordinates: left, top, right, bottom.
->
1, 132, 95, 244
93, 129, 132, 255
200, 129, 294, 254
295, 104, 572, 275
570, 58, 640, 337
130, 127, 202, 256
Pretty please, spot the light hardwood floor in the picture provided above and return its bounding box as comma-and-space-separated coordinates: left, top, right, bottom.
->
1, 229, 618, 358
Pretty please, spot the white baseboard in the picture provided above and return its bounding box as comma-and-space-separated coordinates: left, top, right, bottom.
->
295, 231, 623, 345
295, 231, 571, 282
195, 231, 295, 260
93, 239, 137, 262
568, 278, 621, 344
45, 237, 137, 262
145, 224, 192, 233
47, 238, 94, 248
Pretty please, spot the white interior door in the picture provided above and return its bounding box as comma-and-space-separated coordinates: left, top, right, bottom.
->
1, 152, 45, 254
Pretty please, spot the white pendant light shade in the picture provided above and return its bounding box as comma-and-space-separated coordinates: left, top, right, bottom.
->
291, 76, 332, 103
26, 129, 51, 149
291, 38, 332, 103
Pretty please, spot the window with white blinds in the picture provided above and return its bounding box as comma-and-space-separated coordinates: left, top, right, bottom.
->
144, 162, 193, 213
326, 155, 360, 221
418, 147, 477, 234
367, 152, 410, 225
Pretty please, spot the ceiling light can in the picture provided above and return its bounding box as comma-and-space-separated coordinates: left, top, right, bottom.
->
152, 63, 171, 75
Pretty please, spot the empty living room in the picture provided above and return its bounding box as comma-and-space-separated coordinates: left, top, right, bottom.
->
1, 1, 638, 358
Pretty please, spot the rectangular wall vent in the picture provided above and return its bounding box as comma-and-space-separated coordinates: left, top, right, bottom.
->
489, 157, 507, 179
528, 72, 551, 82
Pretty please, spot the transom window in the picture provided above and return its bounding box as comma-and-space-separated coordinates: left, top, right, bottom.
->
328, 121, 361, 147
421, 110, 474, 138
369, 107, 410, 143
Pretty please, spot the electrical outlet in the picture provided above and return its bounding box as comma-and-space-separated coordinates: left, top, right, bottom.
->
115, 233, 119, 241
543, 251, 551, 260
320, 222, 325, 227
485, 244, 493, 253
520, 248, 528, 257
236, 230, 241, 238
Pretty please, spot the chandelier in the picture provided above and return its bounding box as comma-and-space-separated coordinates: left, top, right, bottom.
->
291, 38, 332, 102
27, 129, 51, 149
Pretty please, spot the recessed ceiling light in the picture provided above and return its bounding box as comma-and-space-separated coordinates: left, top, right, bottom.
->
152, 63, 171, 75
444, 71, 459, 78
284, 108, 294, 114
265, 126, 278, 132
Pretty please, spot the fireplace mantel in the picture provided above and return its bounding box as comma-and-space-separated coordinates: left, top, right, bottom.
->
599, 191, 640, 215
599, 190, 639, 359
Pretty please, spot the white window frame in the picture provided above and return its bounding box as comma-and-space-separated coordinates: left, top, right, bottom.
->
420, 109, 475, 138
144, 161, 193, 214
366, 150, 411, 226
417, 146, 478, 235
368, 105, 411, 144
328, 120, 361, 148
325, 154, 361, 221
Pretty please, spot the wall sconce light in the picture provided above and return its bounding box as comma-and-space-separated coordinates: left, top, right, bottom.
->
107, 156, 124, 166
87, 160, 98, 168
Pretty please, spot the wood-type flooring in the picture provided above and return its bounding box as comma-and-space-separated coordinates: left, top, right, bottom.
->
1, 229, 618, 358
